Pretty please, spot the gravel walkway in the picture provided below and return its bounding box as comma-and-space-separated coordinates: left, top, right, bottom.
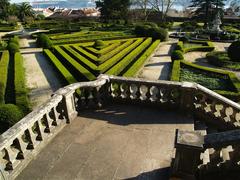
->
138, 40, 177, 80
20, 37, 62, 109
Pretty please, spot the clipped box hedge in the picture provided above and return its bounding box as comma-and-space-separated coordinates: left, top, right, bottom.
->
98, 38, 144, 73
14, 52, 30, 114
124, 39, 160, 77
107, 38, 152, 76
44, 49, 77, 84
72, 45, 98, 62
54, 46, 96, 81
0, 51, 10, 104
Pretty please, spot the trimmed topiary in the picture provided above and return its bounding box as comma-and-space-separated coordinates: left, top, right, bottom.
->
228, 41, 240, 62
179, 36, 189, 43
7, 42, 19, 54
171, 50, 184, 62
36, 33, 53, 49
94, 40, 105, 49
0, 104, 23, 133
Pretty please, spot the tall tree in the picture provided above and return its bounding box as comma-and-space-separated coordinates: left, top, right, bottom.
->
0, 0, 10, 20
96, 0, 131, 23
149, 0, 177, 21
131, 0, 151, 21
190, 0, 225, 27
18, 2, 34, 22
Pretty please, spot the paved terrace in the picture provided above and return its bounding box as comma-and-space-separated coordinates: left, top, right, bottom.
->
17, 104, 194, 180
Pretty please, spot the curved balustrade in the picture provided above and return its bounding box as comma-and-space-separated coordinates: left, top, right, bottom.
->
0, 75, 240, 179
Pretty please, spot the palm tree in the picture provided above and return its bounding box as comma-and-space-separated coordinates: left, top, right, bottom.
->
18, 2, 34, 21
0, 0, 10, 20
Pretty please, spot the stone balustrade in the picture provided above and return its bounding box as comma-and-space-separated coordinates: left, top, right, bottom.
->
1, 75, 240, 179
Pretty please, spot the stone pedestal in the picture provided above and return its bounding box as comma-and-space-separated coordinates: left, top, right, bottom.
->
172, 130, 204, 180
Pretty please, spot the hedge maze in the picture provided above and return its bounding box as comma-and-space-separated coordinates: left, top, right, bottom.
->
44, 37, 160, 84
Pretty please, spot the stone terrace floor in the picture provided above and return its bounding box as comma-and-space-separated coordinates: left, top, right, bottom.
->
17, 104, 194, 180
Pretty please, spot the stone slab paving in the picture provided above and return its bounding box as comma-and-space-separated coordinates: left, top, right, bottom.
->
20, 38, 62, 109
17, 104, 194, 180
138, 41, 176, 81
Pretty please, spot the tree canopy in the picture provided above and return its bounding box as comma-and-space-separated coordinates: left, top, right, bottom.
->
96, 0, 131, 22
190, 0, 225, 27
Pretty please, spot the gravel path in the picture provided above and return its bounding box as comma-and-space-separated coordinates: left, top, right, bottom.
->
184, 42, 231, 69
20, 37, 62, 109
138, 40, 177, 80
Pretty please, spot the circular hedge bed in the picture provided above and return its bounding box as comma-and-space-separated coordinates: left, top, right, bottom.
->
206, 41, 240, 70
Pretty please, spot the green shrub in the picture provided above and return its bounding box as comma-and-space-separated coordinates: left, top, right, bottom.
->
0, 104, 23, 133
0, 51, 10, 103
124, 39, 160, 77
206, 51, 230, 66
36, 33, 53, 49
44, 49, 77, 84
7, 42, 19, 54
171, 50, 184, 61
134, 25, 168, 41
14, 53, 30, 114
94, 40, 105, 49
175, 41, 184, 51
228, 41, 240, 62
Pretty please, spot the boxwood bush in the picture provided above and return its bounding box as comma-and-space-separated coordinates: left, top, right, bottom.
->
171, 50, 184, 62
36, 33, 53, 49
0, 104, 23, 133
134, 25, 168, 41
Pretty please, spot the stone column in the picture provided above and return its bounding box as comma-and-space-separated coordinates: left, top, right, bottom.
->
171, 130, 204, 180
62, 90, 78, 123
180, 82, 197, 112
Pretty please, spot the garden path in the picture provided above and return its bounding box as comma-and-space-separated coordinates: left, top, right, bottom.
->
19, 37, 62, 109
138, 40, 177, 80
184, 42, 231, 68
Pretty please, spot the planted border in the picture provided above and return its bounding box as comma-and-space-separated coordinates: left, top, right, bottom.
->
0, 51, 10, 103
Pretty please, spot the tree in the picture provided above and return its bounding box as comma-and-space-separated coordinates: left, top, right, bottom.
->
190, 0, 225, 27
18, 2, 34, 22
148, 0, 177, 21
0, 0, 10, 20
96, 0, 131, 23
131, 0, 151, 21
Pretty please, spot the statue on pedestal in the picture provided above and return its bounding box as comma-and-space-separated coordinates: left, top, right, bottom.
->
211, 11, 222, 32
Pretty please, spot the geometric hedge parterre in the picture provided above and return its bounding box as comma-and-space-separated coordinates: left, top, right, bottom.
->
44, 37, 160, 85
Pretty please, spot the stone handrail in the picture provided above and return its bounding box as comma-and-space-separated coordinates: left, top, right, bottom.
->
1, 75, 240, 179
0, 76, 108, 180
